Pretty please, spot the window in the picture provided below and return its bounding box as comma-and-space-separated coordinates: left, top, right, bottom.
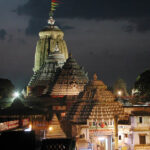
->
119, 135, 122, 140
139, 135, 146, 144
124, 134, 128, 138
139, 117, 142, 123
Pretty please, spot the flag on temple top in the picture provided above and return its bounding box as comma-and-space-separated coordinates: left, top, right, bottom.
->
50, 0, 61, 16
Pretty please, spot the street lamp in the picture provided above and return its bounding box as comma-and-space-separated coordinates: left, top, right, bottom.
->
24, 124, 32, 132
13, 91, 20, 98
117, 90, 122, 97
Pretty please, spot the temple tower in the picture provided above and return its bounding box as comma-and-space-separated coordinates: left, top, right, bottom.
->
34, 17, 68, 72
27, 15, 69, 96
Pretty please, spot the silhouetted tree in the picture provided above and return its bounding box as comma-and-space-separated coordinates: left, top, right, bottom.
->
134, 70, 150, 102
0, 78, 15, 98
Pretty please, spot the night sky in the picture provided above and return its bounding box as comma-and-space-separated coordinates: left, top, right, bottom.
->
0, 0, 150, 90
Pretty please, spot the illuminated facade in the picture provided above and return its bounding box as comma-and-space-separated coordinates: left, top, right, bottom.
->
24, 16, 150, 150
27, 17, 88, 97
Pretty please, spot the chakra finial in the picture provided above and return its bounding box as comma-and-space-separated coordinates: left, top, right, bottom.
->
48, 16, 55, 25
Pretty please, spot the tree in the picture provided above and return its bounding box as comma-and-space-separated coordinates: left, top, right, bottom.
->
0, 78, 15, 98
134, 70, 150, 102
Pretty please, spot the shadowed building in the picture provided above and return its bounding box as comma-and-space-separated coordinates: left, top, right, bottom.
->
27, 50, 66, 96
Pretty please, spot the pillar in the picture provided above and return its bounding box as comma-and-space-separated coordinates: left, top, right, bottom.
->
114, 115, 118, 150
26, 86, 31, 96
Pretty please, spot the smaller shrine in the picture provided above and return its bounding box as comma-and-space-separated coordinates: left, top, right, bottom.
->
64, 74, 127, 150
45, 114, 66, 139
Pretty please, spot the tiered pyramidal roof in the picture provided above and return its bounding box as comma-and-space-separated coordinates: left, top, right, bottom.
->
65, 74, 126, 124
28, 51, 65, 87
27, 51, 65, 96
50, 54, 89, 96
46, 114, 66, 139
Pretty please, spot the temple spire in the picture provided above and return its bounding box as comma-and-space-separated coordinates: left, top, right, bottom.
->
48, 0, 60, 25
48, 0, 55, 26
93, 73, 98, 81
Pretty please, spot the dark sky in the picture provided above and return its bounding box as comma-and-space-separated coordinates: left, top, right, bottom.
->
0, 0, 150, 90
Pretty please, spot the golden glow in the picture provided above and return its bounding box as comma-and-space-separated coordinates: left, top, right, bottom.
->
49, 126, 53, 131
29, 124, 32, 129
24, 124, 32, 131
61, 112, 66, 117
117, 90, 122, 96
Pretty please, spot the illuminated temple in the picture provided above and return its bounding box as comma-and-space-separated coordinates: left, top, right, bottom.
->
1, 11, 150, 150
22, 15, 150, 150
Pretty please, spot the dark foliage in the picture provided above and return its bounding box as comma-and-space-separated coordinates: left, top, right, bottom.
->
0, 78, 15, 98
0, 131, 35, 150
134, 70, 150, 102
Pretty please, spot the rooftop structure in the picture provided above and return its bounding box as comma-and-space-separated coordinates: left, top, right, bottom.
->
27, 50, 65, 96
34, 17, 68, 72
46, 114, 66, 139
50, 54, 89, 96
65, 74, 125, 124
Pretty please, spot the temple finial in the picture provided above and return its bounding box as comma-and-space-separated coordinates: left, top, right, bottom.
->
93, 73, 98, 81
48, 16, 55, 25
48, 0, 60, 25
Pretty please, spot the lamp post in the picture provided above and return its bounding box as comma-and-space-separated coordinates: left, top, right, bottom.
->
117, 90, 122, 97
13, 91, 20, 98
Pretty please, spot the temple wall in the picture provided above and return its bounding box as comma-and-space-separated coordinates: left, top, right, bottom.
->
124, 107, 150, 114
130, 116, 150, 150
131, 116, 150, 128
